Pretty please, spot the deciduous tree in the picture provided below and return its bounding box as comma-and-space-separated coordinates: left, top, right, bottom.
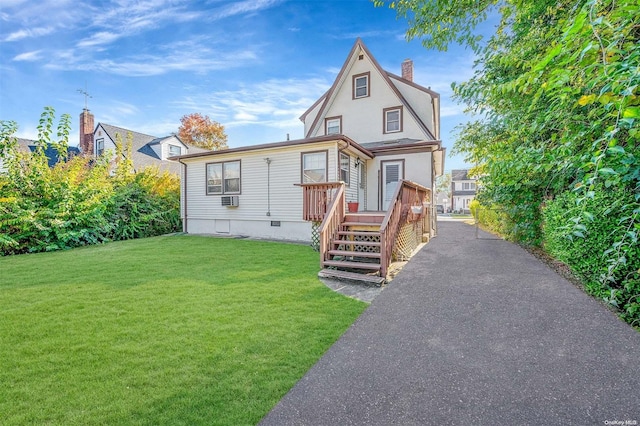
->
178, 113, 228, 151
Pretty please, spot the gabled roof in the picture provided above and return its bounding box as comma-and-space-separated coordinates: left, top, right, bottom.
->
300, 38, 438, 141
452, 169, 474, 181
96, 123, 207, 173
16, 138, 80, 167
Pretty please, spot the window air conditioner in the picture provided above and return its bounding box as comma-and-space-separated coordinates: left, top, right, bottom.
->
221, 196, 239, 207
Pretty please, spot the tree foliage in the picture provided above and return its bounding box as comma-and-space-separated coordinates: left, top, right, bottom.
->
178, 113, 228, 151
378, 0, 640, 325
436, 172, 452, 197
0, 108, 181, 255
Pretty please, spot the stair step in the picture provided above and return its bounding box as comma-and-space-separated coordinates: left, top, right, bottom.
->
318, 269, 385, 285
338, 230, 381, 237
333, 239, 381, 247
323, 260, 382, 271
342, 222, 381, 228
328, 249, 381, 259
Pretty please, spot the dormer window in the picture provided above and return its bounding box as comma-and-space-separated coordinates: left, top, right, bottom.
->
168, 144, 181, 157
96, 138, 104, 156
325, 116, 342, 135
353, 72, 370, 99
384, 106, 403, 133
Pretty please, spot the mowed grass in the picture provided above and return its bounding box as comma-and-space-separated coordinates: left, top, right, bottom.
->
0, 235, 367, 425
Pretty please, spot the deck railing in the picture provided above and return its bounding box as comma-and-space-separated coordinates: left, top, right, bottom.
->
379, 180, 431, 277
299, 182, 344, 222
317, 184, 345, 266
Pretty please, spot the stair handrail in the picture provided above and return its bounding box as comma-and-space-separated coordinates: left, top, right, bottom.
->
298, 182, 344, 222
318, 183, 345, 267
379, 180, 431, 278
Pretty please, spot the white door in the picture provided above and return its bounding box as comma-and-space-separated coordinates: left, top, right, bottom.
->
382, 160, 403, 210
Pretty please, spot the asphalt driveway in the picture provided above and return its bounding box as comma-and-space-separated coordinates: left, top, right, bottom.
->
260, 221, 640, 426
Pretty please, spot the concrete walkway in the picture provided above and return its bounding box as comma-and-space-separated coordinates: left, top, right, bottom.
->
260, 221, 640, 426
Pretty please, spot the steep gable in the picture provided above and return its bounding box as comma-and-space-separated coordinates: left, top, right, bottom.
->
93, 123, 207, 174
301, 38, 438, 143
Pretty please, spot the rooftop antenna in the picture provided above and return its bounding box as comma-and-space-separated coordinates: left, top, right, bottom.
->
77, 83, 92, 110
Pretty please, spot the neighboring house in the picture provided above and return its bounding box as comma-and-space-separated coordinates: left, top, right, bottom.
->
0, 138, 80, 172
175, 38, 445, 280
451, 169, 477, 213
78, 109, 207, 174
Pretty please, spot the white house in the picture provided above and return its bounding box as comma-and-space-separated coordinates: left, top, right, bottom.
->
175, 38, 445, 280
78, 109, 206, 174
451, 169, 477, 213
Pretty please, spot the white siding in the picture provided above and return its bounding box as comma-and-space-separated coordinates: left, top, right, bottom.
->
94, 125, 116, 157
182, 141, 339, 241
303, 100, 324, 137
391, 78, 435, 138
365, 151, 433, 211
308, 46, 433, 144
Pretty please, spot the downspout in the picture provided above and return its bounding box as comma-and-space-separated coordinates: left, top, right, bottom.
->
264, 158, 271, 216
178, 158, 188, 233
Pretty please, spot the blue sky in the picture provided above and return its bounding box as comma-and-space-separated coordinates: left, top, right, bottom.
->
0, 0, 485, 172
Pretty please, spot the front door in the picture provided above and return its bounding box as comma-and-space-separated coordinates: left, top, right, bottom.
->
382, 160, 404, 210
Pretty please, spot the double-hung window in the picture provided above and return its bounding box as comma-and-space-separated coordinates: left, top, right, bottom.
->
463, 182, 476, 191
168, 144, 181, 157
353, 72, 370, 99
384, 106, 402, 133
207, 160, 241, 195
340, 153, 350, 186
302, 151, 327, 183
325, 117, 341, 135
96, 138, 104, 156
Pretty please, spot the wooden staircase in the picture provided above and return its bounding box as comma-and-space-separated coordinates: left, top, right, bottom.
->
319, 213, 386, 285
300, 180, 432, 286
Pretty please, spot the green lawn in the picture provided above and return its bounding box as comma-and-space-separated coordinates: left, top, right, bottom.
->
0, 235, 367, 425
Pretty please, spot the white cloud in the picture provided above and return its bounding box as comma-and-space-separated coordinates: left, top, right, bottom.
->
13, 50, 42, 61
172, 76, 332, 136
210, 0, 283, 20
76, 31, 121, 48
4, 26, 55, 42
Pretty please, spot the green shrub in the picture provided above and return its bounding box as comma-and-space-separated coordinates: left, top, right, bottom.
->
543, 186, 640, 326
0, 108, 181, 256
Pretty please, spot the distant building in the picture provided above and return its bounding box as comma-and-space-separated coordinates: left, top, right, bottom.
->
0, 138, 80, 172
451, 169, 477, 213
78, 109, 208, 174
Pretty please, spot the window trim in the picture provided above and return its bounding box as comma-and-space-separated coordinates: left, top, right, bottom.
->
383, 106, 403, 134
339, 152, 350, 186
168, 144, 182, 157
206, 160, 242, 196
300, 150, 329, 183
96, 138, 104, 156
352, 72, 370, 99
325, 116, 342, 135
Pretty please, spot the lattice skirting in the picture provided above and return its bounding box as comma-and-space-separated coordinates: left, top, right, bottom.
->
336, 234, 381, 253
393, 220, 423, 261
311, 222, 320, 251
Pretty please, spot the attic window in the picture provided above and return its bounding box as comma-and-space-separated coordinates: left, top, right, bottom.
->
358, 54, 364, 60
384, 106, 403, 133
168, 144, 181, 157
353, 72, 370, 99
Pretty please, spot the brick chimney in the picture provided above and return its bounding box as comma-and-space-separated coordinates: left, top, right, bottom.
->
401, 59, 413, 82
79, 108, 94, 155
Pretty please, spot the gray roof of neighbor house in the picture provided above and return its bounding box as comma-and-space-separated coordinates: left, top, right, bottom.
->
452, 169, 473, 181
97, 123, 209, 174
16, 138, 80, 167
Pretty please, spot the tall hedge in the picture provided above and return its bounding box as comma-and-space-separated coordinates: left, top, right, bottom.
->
0, 108, 181, 255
